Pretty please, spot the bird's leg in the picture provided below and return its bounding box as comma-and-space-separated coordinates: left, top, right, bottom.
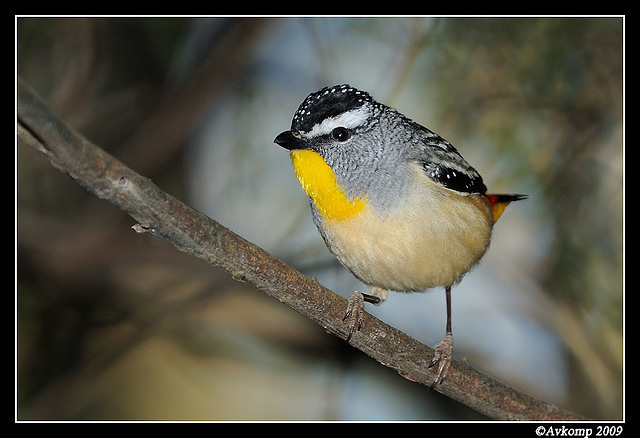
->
343, 287, 387, 342
429, 285, 454, 386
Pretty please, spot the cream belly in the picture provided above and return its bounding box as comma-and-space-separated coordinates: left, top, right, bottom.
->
317, 183, 494, 292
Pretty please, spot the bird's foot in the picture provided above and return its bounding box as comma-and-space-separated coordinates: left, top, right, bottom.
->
343, 291, 365, 341
343, 290, 385, 341
429, 331, 453, 387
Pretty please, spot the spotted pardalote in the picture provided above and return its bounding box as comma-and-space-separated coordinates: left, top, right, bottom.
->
275, 84, 526, 385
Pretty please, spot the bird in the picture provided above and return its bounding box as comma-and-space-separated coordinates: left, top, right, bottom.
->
274, 84, 526, 385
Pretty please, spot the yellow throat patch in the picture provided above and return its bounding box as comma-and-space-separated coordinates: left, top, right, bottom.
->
290, 149, 365, 222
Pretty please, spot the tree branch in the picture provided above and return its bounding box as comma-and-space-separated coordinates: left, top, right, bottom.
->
16, 77, 586, 421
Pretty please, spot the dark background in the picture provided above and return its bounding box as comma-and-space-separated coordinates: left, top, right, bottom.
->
16, 17, 623, 420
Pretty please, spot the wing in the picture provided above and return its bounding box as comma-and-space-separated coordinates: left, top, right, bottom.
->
411, 124, 487, 195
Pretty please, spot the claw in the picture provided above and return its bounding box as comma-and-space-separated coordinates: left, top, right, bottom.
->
428, 331, 453, 386
343, 291, 365, 342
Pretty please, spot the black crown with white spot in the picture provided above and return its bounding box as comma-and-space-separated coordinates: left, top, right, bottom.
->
292, 84, 377, 133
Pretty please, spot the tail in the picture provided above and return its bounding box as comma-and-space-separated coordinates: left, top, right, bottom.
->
485, 194, 527, 223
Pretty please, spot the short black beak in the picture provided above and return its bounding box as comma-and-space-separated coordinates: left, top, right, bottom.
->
274, 130, 306, 151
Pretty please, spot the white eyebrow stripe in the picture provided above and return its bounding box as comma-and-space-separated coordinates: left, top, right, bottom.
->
304, 106, 370, 138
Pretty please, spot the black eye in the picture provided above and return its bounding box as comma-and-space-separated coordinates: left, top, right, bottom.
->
331, 127, 350, 142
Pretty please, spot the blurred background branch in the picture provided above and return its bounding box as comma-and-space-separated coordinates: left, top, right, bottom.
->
16, 17, 623, 421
